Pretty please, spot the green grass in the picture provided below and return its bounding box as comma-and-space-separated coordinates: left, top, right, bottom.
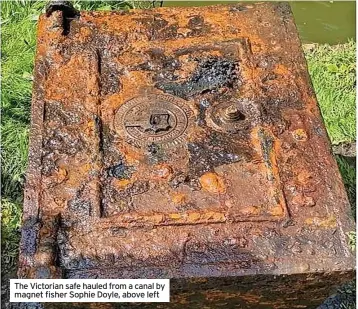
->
1, 2, 356, 308
1, 2, 40, 277
1, 1, 38, 201
304, 43, 357, 256
336, 155, 356, 218
304, 42, 356, 145
1, 199, 22, 271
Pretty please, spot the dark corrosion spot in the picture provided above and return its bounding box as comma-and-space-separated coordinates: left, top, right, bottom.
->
45, 1, 80, 35
153, 16, 169, 30
44, 101, 80, 125
258, 130, 274, 173
20, 217, 40, 256
156, 57, 239, 99
107, 161, 132, 179
45, 1, 79, 18
67, 199, 91, 216
41, 152, 57, 176
16, 302, 44, 309
43, 128, 85, 156
188, 142, 241, 175
110, 227, 127, 237
148, 143, 160, 154
230, 4, 248, 12
97, 50, 122, 96
197, 99, 210, 126
186, 15, 210, 37
127, 181, 150, 196
146, 143, 166, 164
188, 15, 204, 28
169, 172, 201, 191
35, 266, 51, 279
169, 173, 189, 188
60, 255, 96, 270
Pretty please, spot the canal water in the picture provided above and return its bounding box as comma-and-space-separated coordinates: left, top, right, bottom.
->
163, 1, 356, 44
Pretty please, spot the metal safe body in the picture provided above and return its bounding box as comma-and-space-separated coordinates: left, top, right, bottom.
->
19, 3, 355, 308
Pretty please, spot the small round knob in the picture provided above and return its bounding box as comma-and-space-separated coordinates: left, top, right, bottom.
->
221, 105, 245, 123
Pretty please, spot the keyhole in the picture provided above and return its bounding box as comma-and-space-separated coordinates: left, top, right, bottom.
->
151, 115, 160, 125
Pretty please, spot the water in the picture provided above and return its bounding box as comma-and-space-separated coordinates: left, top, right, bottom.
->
163, 1, 356, 44
290, 1, 355, 44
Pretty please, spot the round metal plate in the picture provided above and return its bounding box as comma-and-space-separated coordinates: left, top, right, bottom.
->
114, 94, 194, 148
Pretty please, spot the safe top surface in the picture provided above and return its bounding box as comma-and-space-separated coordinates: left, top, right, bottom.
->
20, 2, 354, 285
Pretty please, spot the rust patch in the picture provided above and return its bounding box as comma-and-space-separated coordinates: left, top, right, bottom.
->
199, 172, 226, 194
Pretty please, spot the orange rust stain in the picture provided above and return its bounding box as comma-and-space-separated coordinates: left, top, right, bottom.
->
100, 210, 228, 228
175, 57, 199, 80
84, 119, 96, 135
169, 213, 182, 220
81, 12, 145, 36
151, 214, 164, 225
113, 178, 132, 189
273, 64, 290, 76
201, 211, 226, 221
44, 54, 99, 114
37, 12, 66, 52
186, 212, 201, 222
122, 69, 149, 88
199, 172, 226, 194
151, 163, 174, 180
171, 192, 187, 205
269, 205, 284, 216
292, 129, 308, 141
187, 126, 208, 143
250, 127, 264, 157
297, 170, 313, 184
79, 5, 267, 54
176, 27, 191, 37
292, 194, 315, 208
65, 163, 92, 187
251, 127, 287, 217
119, 144, 143, 164
76, 26, 92, 43
117, 51, 146, 67
305, 215, 337, 228
239, 206, 261, 216
101, 93, 122, 124
50, 49, 64, 64
34, 251, 54, 265
56, 167, 68, 183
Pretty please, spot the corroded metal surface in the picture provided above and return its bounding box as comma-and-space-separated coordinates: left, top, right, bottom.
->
19, 2, 355, 308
